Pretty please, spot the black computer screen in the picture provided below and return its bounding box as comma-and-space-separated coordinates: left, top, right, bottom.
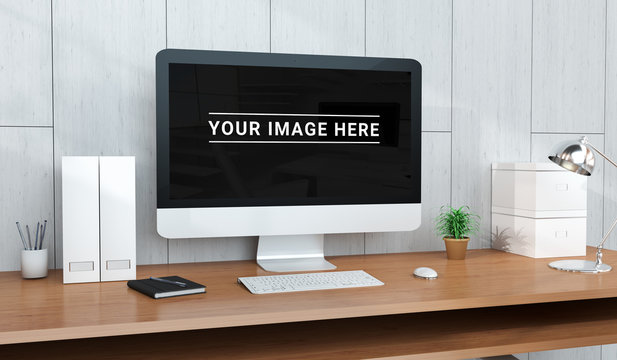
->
157, 51, 421, 208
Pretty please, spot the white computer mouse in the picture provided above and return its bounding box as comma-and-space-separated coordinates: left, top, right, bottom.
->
413, 267, 438, 279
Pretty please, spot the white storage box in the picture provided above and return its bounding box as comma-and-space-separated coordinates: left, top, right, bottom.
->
492, 213, 586, 258
491, 162, 587, 258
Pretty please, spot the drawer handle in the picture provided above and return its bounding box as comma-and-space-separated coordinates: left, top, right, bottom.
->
556, 183, 569, 191
555, 230, 568, 238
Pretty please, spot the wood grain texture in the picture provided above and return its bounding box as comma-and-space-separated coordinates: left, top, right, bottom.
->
365, 132, 451, 254
531, 0, 606, 133
0, 128, 54, 271
366, 0, 452, 131
4, 299, 617, 359
167, 0, 270, 51
452, 0, 532, 249
528, 346, 600, 360
3, 247, 617, 345
531, 134, 604, 248
0, 0, 52, 126
271, 0, 365, 56
52, 0, 167, 266
604, 0, 617, 252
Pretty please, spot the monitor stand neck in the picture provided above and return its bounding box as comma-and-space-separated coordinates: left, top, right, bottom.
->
256, 234, 337, 272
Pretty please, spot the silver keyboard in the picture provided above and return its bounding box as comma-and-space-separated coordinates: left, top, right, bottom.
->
237, 270, 384, 294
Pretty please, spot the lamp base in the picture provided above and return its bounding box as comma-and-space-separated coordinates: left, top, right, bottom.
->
548, 260, 612, 273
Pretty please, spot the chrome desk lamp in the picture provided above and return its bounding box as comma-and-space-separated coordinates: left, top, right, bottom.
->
548, 136, 615, 273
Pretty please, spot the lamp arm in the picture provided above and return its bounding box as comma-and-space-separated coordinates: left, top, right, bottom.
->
582, 140, 617, 264
599, 217, 617, 251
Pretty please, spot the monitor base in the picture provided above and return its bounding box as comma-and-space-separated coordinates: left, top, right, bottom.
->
257, 234, 337, 272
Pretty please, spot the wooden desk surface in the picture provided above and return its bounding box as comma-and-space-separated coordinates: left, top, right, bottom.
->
2, 247, 617, 345
5, 299, 617, 360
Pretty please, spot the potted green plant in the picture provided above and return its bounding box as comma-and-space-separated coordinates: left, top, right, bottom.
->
435, 206, 480, 260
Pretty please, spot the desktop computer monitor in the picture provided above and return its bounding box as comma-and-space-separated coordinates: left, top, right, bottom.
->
156, 49, 421, 272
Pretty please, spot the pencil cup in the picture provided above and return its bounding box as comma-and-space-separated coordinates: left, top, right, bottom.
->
21, 249, 48, 279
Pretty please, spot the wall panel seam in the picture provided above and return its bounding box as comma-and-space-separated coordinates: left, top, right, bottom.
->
603, 0, 608, 243
604, 0, 608, 134
530, 0, 534, 161
532, 131, 605, 135
165, 0, 169, 264
450, 0, 453, 208
51, 0, 56, 268
0, 125, 53, 128
363, 0, 367, 254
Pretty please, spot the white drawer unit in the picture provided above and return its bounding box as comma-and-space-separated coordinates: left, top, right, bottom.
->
492, 162, 587, 218
491, 162, 587, 258
492, 213, 586, 258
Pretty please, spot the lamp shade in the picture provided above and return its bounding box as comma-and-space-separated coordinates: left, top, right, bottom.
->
548, 138, 595, 176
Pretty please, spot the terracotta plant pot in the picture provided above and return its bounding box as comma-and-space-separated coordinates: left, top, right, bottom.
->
443, 237, 470, 260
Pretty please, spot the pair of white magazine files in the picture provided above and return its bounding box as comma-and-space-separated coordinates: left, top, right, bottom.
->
62, 156, 136, 284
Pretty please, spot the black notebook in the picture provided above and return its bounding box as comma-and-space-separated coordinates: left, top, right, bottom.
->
127, 276, 206, 299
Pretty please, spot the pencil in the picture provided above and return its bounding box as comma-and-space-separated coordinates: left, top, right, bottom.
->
39, 224, 44, 250
26, 225, 32, 250
35, 222, 40, 250
40, 220, 47, 249
16, 222, 27, 250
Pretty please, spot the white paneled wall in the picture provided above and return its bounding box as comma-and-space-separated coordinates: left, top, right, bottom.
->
1, 1, 616, 357
167, 0, 270, 51
452, 0, 532, 249
0, 127, 54, 271
531, 0, 606, 133
271, 0, 365, 56
529, 346, 601, 360
603, 344, 617, 359
366, 0, 452, 132
52, 0, 167, 265
0, 0, 52, 127
604, 0, 617, 251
